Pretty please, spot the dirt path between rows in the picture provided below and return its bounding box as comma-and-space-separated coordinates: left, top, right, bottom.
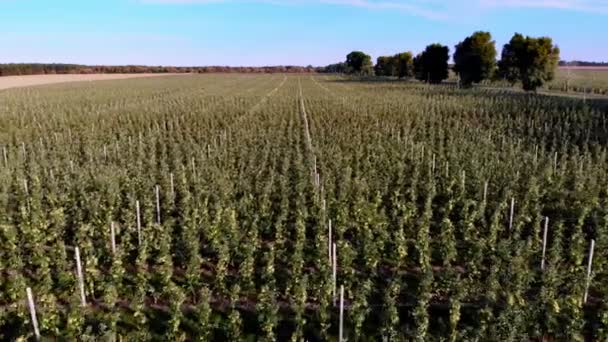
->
0, 73, 184, 91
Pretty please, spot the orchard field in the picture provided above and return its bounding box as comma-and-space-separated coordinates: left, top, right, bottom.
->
0, 74, 607, 341
548, 68, 608, 95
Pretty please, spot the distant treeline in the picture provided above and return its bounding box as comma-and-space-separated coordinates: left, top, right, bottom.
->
321, 32, 561, 92
0, 63, 316, 76
559, 60, 608, 67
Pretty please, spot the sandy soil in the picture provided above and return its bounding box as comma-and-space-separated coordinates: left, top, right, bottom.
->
0, 73, 182, 91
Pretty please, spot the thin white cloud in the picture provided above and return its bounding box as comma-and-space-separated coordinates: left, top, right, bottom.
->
141, 0, 448, 19
142, 0, 608, 16
480, 0, 608, 12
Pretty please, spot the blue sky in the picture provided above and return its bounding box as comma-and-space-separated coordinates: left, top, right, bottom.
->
0, 0, 606, 66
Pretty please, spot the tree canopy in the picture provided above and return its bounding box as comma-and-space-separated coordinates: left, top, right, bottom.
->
498, 33, 560, 91
453, 31, 497, 87
394, 52, 414, 79
321, 62, 348, 74
414, 44, 450, 84
346, 51, 373, 75
374, 52, 413, 78
375, 56, 397, 77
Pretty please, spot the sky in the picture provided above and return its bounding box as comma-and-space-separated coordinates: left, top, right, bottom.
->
0, 0, 606, 66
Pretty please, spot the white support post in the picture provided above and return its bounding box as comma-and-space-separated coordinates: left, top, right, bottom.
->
2, 146, 7, 166
328, 220, 332, 264
553, 152, 558, 172
74, 247, 87, 306
191, 157, 196, 178
155, 185, 161, 224
584, 240, 595, 303
23, 179, 29, 195
332, 243, 337, 305
136, 200, 142, 246
339, 285, 345, 342
432, 153, 436, 173
508, 198, 515, 231
26, 287, 40, 341
461, 170, 466, 190
541, 217, 549, 271
483, 181, 488, 203
110, 222, 117, 255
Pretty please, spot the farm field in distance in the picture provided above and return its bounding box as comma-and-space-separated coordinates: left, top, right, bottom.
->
547, 67, 608, 95
0, 73, 182, 91
0, 73, 607, 341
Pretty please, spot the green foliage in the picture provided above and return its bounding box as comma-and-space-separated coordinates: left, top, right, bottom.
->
414, 44, 450, 83
346, 51, 374, 75
454, 31, 497, 87
498, 33, 560, 91
0, 74, 605, 340
375, 56, 397, 77
321, 62, 348, 73
394, 52, 415, 78
375, 52, 414, 78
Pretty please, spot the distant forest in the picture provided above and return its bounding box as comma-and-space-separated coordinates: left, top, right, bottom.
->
559, 60, 608, 67
0, 63, 317, 76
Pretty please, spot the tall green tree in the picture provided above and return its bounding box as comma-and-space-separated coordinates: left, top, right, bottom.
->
375, 56, 397, 77
322, 62, 347, 73
414, 44, 450, 84
498, 33, 560, 91
453, 31, 497, 88
346, 51, 373, 75
394, 52, 414, 78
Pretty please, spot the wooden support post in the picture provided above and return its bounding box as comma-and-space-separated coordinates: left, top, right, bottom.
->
74, 247, 87, 306
541, 217, 549, 270
26, 287, 40, 341
584, 240, 595, 303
